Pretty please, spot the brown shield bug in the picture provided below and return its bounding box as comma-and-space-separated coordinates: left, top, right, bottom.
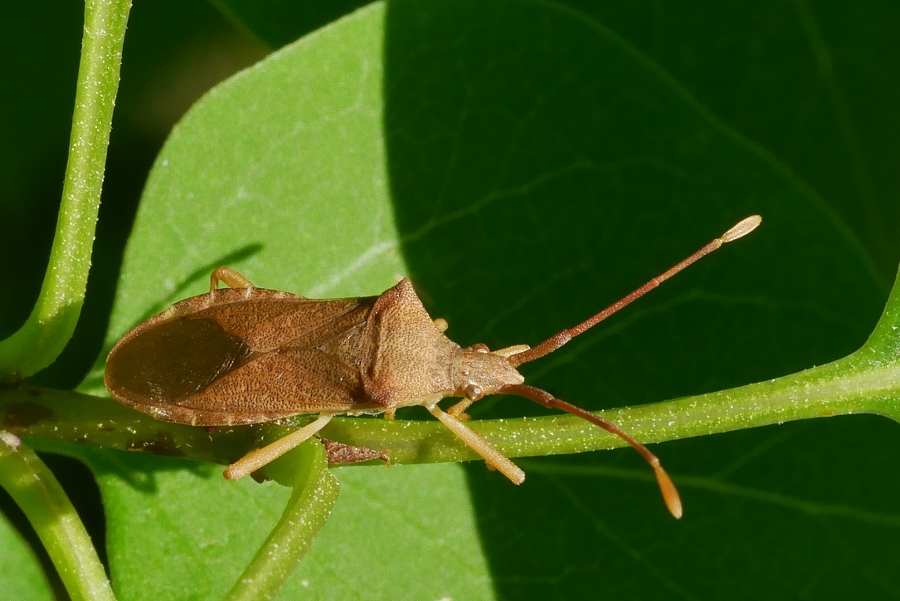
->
104, 215, 761, 518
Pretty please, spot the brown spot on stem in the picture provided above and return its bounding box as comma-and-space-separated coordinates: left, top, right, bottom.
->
3, 402, 56, 429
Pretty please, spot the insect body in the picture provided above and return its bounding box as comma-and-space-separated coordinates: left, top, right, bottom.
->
105, 215, 761, 518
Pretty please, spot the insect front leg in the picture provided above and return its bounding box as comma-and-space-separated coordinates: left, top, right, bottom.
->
210, 266, 256, 292
426, 404, 525, 484
446, 398, 474, 420
223, 414, 334, 479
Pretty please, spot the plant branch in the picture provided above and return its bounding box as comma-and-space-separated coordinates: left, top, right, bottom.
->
224, 441, 339, 601
3, 340, 897, 472
0, 0, 132, 378
0, 432, 117, 601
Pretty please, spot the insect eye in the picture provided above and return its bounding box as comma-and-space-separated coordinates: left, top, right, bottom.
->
465, 384, 484, 401
471, 343, 490, 353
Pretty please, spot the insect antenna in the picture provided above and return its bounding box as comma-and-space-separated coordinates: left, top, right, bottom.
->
507, 215, 761, 367
501, 215, 762, 518
500, 383, 683, 518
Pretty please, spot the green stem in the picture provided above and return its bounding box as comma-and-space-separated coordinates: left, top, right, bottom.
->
2, 344, 896, 470
225, 441, 339, 601
0, 433, 117, 601
325, 350, 895, 462
0, 0, 132, 378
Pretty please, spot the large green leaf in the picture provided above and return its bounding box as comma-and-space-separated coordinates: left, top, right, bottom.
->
74, 0, 899, 599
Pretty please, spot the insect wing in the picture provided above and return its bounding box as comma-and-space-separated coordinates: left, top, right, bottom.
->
105, 287, 381, 425
168, 346, 377, 425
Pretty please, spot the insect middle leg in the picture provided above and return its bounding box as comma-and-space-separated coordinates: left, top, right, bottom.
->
426, 404, 525, 484
210, 266, 255, 291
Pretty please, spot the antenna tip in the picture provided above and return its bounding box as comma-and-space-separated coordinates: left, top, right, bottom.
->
721, 215, 762, 243
654, 464, 683, 519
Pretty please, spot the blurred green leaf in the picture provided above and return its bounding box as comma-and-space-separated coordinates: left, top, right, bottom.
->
211, 0, 372, 48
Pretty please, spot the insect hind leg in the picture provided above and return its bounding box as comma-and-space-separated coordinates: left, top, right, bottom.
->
224, 414, 334, 480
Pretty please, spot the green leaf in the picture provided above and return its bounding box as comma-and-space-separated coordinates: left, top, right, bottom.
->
80, 440, 343, 601
80, 447, 490, 600
0, 512, 54, 601
566, 0, 900, 280
78, 0, 900, 599
85, 451, 291, 601
290, 462, 495, 600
